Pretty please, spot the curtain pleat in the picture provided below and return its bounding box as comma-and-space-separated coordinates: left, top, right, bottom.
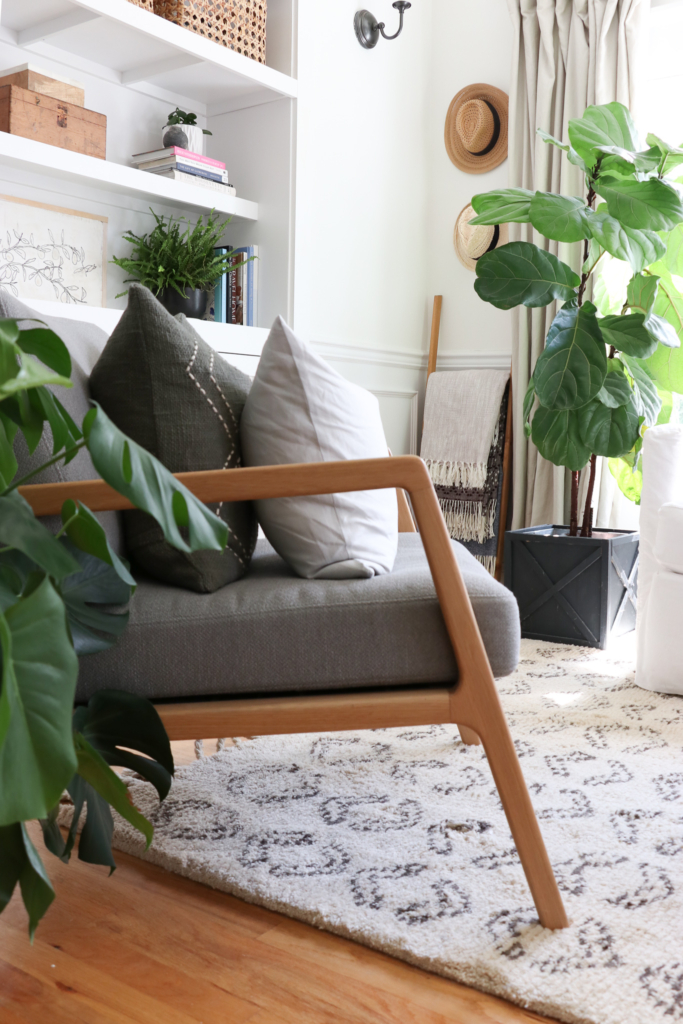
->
507, 0, 649, 530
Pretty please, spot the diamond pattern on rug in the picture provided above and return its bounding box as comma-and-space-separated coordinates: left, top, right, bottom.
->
94, 639, 683, 1024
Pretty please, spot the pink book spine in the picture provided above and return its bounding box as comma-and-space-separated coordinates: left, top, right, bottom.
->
170, 147, 225, 170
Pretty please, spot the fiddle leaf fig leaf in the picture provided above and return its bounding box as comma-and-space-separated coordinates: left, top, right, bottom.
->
531, 407, 592, 471
599, 178, 683, 232
529, 193, 592, 243
537, 128, 589, 172
533, 301, 607, 410
627, 273, 659, 315
0, 576, 78, 826
646, 312, 680, 349
597, 145, 661, 177
85, 403, 228, 556
646, 132, 683, 176
588, 208, 665, 273
469, 189, 535, 225
621, 354, 663, 427
578, 397, 640, 458
474, 242, 580, 310
598, 313, 658, 359
568, 102, 640, 169
597, 362, 632, 407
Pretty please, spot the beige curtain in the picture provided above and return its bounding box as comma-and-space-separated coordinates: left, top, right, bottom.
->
507, 0, 649, 530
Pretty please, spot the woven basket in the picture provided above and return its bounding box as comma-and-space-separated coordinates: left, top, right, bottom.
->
155, 1, 267, 64
127, 0, 155, 9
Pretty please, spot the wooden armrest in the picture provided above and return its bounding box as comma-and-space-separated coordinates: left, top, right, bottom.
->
19, 456, 433, 516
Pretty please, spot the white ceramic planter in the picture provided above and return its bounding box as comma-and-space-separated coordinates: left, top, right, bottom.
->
162, 124, 204, 155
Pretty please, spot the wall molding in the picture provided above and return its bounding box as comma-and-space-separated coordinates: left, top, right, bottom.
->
312, 338, 511, 372
370, 390, 419, 455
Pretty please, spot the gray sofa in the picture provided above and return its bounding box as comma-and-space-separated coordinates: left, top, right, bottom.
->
7, 293, 521, 705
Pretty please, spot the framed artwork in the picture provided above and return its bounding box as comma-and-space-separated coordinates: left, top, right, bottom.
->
0, 194, 107, 306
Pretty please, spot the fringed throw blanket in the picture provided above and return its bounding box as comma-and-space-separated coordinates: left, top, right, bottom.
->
421, 370, 510, 574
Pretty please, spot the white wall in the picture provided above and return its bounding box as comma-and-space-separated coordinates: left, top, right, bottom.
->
425, 0, 513, 363
294, 0, 432, 357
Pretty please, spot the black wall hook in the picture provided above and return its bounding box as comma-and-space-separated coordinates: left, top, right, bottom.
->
354, 2, 412, 49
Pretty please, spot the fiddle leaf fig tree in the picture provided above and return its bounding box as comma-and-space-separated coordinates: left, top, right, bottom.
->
470, 101, 683, 534
0, 317, 229, 938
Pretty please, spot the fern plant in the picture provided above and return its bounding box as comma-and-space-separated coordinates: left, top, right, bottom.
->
112, 209, 242, 298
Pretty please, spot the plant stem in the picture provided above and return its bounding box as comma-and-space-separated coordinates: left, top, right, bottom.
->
55, 512, 78, 539
569, 471, 580, 536
577, 183, 597, 308
1, 440, 86, 496
580, 454, 597, 537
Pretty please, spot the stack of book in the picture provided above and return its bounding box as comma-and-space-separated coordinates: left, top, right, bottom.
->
130, 147, 236, 196
207, 245, 259, 326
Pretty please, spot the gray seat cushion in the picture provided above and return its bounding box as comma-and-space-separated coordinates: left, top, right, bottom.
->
76, 534, 521, 702
0, 292, 124, 554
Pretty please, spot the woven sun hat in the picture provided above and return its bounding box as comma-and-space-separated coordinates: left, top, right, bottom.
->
445, 84, 509, 174
454, 203, 509, 271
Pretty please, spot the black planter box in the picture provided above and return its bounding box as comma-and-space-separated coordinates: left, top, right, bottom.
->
504, 525, 639, 649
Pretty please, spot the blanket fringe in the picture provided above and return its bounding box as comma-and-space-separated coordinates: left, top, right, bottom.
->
426, 459, 489, 489
474, 554, 497, 576
439, 498, 497, 544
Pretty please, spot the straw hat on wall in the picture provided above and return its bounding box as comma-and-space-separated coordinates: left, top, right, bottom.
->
454, 203, 509, 271
445, 84, 508, 174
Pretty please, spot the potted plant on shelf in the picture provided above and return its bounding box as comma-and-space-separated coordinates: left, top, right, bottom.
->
112, 208, 244, 319
469, 101, 683, 647
0, 315, 228, 937
162, 107, 212, 155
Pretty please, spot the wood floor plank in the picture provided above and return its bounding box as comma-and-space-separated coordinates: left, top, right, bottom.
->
0, 817, 557, 1024
259, 918, 554, 1024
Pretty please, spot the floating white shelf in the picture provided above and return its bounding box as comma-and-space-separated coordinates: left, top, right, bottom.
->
0, 0, 298, 114
0, 133, 259, 220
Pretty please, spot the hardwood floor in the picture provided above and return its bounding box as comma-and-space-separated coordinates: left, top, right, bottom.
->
0, 741, 557, 1024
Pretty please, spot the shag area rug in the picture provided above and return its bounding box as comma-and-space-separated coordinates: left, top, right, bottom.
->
101, 639, 683, 1024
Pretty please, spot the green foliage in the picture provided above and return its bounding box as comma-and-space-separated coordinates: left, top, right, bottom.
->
112, 208, 239, 298
471, 100, 683, 504
164, 106, 212, 136
0, 317, 230, 937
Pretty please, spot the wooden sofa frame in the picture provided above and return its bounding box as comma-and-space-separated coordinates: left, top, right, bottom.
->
21, 454, 568, 930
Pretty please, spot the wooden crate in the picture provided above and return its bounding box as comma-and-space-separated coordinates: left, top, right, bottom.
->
0, 68, 85, 107
0, 86, 106, 159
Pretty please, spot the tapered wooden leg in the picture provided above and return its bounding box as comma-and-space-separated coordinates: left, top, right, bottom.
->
458, 724, 481, 745
477, 716, 569, 930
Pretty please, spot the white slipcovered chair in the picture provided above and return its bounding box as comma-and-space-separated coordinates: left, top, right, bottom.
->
637, 424, 683, 693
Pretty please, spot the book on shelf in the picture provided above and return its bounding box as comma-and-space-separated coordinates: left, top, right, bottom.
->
131, 146, 226, 170
230, 245, 259, 327
150, 168, 236, 195
204, 246, 232, 323
140, 161, 229, 184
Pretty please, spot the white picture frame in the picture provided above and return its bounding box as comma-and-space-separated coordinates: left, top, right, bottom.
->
0, 194, 107, 307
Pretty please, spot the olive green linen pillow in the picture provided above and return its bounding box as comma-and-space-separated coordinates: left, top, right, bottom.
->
89, 284, 257, 592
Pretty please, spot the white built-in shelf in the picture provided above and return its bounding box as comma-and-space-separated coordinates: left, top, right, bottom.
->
0, 0, 298, 115
0, 133, 259, 220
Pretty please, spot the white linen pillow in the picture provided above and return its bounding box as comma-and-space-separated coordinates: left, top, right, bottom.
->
240, 317, 398, 579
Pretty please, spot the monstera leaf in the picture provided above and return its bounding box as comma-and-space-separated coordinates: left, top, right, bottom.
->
533, 301, 607, 410
531, 406, 592, 471
85, 404, 228, 556
0, 492, 80, 581
568, 103, 640, 169
474, 242, 580, 310
529, 193, 592, 243
0, 577, 78, 826
469, 189, 534, 225
577, 397, 640, 458
0, 822, 55, 940
588, 208, 665, 273
60, 544, 131, 656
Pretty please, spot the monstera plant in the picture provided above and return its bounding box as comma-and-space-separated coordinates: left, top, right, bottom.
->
470, 101, 683, 535
0, 317, 228, 938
